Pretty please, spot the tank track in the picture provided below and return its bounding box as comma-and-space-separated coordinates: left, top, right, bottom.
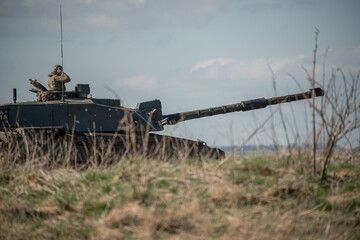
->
0, 130, 224, 161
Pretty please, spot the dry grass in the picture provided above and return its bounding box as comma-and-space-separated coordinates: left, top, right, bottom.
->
1, 152, 359, 240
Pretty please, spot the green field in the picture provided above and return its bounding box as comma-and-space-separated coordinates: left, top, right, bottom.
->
1, 154, 359, 240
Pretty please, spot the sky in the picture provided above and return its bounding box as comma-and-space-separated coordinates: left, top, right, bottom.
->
0, 0, 359, 147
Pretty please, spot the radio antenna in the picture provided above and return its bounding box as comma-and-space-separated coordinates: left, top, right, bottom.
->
60, 4, 65, 102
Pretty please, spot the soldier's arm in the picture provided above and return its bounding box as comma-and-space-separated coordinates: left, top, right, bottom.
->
64, 73, 71, 83
55, 73, 71, 83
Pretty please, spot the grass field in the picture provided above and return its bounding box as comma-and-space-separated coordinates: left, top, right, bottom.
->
1, 153, 359, 240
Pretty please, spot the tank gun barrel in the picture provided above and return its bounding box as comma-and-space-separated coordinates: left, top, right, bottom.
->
162, 88, 324, 125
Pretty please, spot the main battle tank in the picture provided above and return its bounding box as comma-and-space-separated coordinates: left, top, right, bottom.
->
0, 79, 324, 159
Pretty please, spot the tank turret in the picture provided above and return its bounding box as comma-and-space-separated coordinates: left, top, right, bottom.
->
0, 81, 324, 133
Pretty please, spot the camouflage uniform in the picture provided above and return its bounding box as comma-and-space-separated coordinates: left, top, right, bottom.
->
48, 65, 71, 91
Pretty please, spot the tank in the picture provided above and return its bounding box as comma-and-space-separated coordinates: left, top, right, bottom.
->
0, 79, 324, 159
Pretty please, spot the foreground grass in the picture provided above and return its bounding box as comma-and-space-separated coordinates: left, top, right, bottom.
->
0, 155, 359, 240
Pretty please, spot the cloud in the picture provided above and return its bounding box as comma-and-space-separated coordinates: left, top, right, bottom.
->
190, 55, 306, 80
156, 0, 229, 27
85, 14, 119, 28
269, 54, 305, 72
114, 75, 159, 92
310, 44, 360, 71
19, 0, 56, 8
0, 0, 230, 37
79, 0, 93, 5
342, 44, 360, 64
128, 0, 146, 7
190, 58, 236, 72
352, 44, 360, 59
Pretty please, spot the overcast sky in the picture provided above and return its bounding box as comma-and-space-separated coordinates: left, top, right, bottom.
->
1, 0, 359, 147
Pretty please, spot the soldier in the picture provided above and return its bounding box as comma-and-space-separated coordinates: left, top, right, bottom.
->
48, 65, 71, 91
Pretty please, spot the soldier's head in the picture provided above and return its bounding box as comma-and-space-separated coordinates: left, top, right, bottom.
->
53, 65, 63, 75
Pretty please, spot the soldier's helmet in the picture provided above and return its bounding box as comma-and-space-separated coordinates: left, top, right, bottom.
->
53, 65, 63, 72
